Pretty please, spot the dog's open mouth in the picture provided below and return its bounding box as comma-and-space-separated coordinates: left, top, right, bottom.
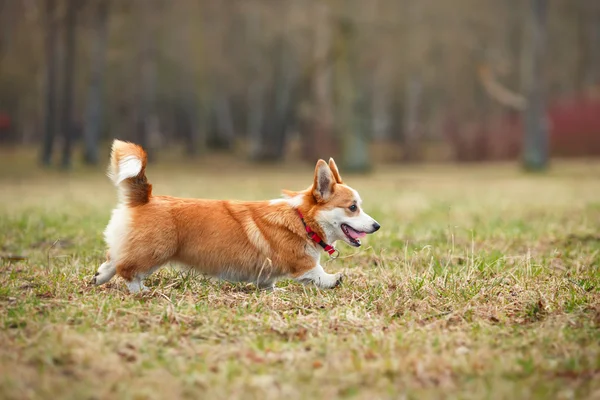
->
341, 223, 366, 247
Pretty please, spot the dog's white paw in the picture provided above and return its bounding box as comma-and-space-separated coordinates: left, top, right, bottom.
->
296, 265, 343, 289
333, 272, 343, 288
92, 261, 116, 285
320, 272, 343, 289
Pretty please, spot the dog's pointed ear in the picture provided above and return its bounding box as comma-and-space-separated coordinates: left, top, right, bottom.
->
313, 159, 335, 201
328, 158, 343, 184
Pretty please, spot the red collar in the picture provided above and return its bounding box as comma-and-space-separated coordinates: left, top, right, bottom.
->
297, 210, 338, 258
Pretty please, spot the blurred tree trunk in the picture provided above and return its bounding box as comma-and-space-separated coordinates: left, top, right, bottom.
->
308, 2, 336, 160
522, 0, 549, 171
581, 0, 600, 89
403, 75, 422, 162
269, 38, 296, 160
182, 87, 202, 157
252, 38, 297, 161
180, 1, 204, 157
83, 0, 110, 165
203, 3, 235, 152
247, 79, 265, 158
59, 0, 78, 169
367, 1, 390, 145
215, 93, 235, 148
335, 3, 370, 172
589, 2, 600, 88
136, 0, 159, 161
41, 0, 59, 166
246, 8, 265, 159
507, 0, 524, 90
371, 67, 391, 143
0, 0, 15, 59
402, 0, 423, 162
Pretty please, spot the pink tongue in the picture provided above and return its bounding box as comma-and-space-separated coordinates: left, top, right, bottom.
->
347, 226, 366, 239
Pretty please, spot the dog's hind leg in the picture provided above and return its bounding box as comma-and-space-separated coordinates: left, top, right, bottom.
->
112, 217, 176, 293
118, 263, 163, 293
92, 253, 116, 286
257, 279, 276, 291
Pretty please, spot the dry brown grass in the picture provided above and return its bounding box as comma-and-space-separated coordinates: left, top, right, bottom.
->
1, 155, 599, 399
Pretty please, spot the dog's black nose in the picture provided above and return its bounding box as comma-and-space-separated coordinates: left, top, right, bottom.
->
372, 222, 381, 232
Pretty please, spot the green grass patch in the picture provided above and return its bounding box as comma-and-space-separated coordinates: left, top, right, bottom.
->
1, 159, 599, 399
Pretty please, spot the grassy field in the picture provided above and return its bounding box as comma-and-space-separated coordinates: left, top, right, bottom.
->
1, 154, 599, 399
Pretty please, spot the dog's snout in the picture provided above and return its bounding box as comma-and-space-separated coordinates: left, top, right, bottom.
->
372, 222, 381, 232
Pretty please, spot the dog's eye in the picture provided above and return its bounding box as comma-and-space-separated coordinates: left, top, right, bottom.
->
349, 205, 357, 212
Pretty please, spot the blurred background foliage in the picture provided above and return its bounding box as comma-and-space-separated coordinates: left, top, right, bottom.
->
0, 0, 599, 171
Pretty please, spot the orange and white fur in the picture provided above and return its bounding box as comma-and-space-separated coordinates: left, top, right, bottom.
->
92, 140, 380, 293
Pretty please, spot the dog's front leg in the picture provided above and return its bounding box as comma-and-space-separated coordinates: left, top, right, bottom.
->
295, 264, 343, 289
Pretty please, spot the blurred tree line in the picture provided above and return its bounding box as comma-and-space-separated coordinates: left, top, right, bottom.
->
0, 0, 599, 170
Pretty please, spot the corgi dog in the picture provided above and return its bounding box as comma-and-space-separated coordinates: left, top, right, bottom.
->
92, 140, 380, 293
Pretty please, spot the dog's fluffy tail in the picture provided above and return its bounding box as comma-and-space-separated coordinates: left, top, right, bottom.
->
108, 139, 152, 206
